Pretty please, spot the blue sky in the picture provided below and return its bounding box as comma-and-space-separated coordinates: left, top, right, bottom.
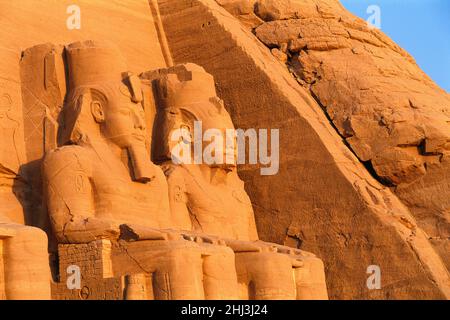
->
340, 0, 450, 92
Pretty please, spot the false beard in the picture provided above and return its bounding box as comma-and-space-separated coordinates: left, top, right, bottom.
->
127, 144, 155, 183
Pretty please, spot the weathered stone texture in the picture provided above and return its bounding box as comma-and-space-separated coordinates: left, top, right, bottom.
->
217, 0, 450, 270
0, 0, 167, 72
159, 0, 450, 299
1, 0, 449, 300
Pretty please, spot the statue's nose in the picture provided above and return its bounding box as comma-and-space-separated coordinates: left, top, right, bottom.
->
133, 111, 146, 130
135, 120, 146, 130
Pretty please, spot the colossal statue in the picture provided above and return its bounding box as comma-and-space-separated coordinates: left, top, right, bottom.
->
151, 64, 258, 239
0, 36, 328, 300
43, 41, 172, 243
41, 41, 327, 300
151, 63, 328, 299
43, 41, 241, 300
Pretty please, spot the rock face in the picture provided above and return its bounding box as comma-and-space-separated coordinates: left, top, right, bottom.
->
0, 0, 168, 71
218, 0, 450, 270
158, 0, 450, 299
0, 0, 449, 300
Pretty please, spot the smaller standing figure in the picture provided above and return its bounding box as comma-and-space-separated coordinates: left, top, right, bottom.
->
0, 83, 51, 300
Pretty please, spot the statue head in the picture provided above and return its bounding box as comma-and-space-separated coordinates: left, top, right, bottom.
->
154, 64, 237, 169
61, 41, 152, 182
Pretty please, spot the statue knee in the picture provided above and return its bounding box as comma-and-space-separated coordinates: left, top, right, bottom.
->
202, 245, 239, 299
236, 251, 296, 300
294, 256, 328, 300
153, 244, 205, 300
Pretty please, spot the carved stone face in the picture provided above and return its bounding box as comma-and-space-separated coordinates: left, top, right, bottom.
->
101, 93, 146, 149
201, 101, 237, 168
180, 97, 238, 168
155, 65, 238, 168
63, 81, 152, 182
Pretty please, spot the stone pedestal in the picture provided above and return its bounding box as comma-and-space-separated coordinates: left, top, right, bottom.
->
52, 235, 327, 300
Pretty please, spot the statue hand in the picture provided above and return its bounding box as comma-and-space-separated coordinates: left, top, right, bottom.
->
119, 224, 169, 241
61, 217, 121, 243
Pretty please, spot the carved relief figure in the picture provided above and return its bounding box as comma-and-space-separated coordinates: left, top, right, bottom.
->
0, 88, 21, 174
0, 76, 51, 300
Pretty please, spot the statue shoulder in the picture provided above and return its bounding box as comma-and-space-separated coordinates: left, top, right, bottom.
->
160, 163, 188, 185
227, 168, 246, 188
161, 162, 181, 177
43, 145, 94, 177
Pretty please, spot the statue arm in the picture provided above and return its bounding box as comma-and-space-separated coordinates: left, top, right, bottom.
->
43, 147, 119, 243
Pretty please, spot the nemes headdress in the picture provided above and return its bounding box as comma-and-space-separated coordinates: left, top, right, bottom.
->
61, 40, 143, 145
66, 40, 127, 88
152, 63, 231, 161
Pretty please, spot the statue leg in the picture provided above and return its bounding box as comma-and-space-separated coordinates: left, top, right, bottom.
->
2, 224, 51, 300
153, 243, 240, 300
235, 251, 296, 300
202, 244, 239, 300
111, 239, 240, 300
294, 256, 328, 300
254, 242, 329, 300
152, 243, 205, 300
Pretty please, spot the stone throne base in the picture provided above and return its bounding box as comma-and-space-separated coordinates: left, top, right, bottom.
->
51, 228, 328, 300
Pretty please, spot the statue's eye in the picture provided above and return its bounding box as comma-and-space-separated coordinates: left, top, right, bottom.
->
120, 109, 132, 116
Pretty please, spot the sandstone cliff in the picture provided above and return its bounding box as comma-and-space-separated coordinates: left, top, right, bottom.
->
158, 0, 450, 299
0, 0, 449, 300
217, 0, 450, 274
